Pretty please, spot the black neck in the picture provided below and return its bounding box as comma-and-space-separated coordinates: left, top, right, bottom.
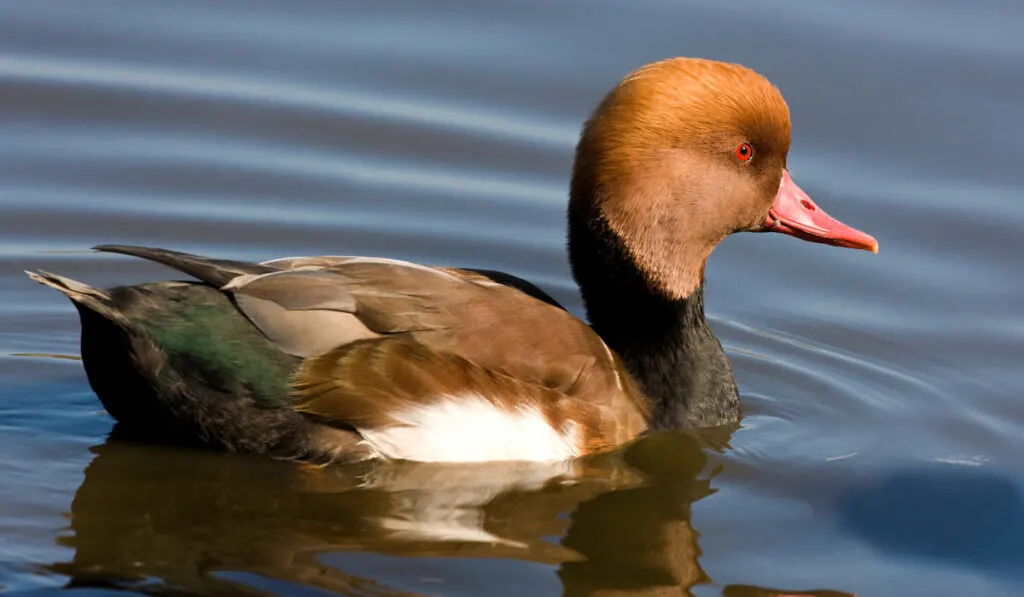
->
567, 201, 740, 429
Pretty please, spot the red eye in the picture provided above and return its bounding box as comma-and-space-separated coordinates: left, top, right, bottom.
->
735, 142, 753, 162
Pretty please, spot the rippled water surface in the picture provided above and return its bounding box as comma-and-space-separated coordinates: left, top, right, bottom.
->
3, 1, 1024, 595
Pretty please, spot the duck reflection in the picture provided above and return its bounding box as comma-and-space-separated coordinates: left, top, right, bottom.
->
50, 425, 850, 597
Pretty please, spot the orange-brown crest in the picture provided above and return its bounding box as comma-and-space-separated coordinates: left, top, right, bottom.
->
603, 58, 790, 159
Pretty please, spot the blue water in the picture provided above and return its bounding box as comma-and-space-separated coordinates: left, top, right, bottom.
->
2, 1, 1024, 595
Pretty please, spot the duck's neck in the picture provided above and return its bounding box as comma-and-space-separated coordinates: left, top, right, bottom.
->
568, 204, 740, 429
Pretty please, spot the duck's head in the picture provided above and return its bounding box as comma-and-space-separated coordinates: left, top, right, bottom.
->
569, 57, 876, 301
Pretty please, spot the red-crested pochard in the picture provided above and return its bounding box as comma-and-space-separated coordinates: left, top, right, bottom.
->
28, 57, 876, 463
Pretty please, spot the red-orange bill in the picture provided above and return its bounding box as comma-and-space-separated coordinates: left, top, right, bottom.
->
764, 169, 878, 253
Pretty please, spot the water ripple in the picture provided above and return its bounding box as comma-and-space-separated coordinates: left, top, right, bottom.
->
0, 56, 579, 147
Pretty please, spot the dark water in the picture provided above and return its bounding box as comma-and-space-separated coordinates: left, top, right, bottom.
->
2, 1, 1023, 595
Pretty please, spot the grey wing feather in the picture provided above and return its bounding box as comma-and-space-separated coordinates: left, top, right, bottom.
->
220, 269, 368, 357
223, 270, 357, 312
223, 263, 467, 357
232, 293, 376, 357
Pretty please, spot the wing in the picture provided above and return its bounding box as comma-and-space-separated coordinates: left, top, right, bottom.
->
95, 246, 568, 361
225, 259, 611, 393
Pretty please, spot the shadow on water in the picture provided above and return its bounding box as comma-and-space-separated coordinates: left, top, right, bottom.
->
836, 462, 1024, 582
47, 428, 852, 597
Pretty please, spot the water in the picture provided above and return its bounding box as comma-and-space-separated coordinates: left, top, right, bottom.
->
2, 1, 1023, 595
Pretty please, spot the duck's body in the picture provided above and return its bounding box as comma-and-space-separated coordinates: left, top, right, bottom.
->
29, 58, 876, 463
32, 248, 651, 463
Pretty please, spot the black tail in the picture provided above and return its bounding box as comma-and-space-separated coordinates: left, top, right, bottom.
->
93, 245, 275, 288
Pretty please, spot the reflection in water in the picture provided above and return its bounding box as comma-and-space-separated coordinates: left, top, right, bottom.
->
50, 427, 850, 597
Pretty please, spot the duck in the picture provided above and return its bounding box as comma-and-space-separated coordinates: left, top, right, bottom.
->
27, 57, 877, 464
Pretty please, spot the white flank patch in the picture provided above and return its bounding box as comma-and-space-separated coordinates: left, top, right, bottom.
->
359, 395, 581, 463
